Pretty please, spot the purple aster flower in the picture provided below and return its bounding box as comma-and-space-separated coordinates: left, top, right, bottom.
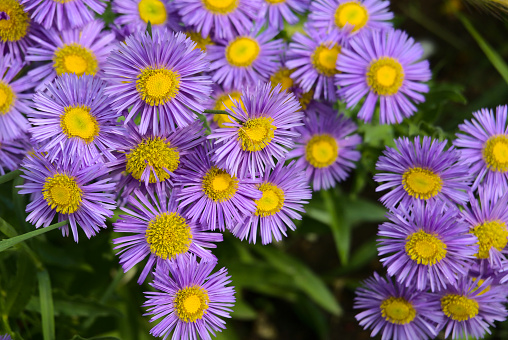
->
355, 272, 442, 340
454, 105, 508, 196
0, 133, 30, 175
287, 102, 361, 190
461, 186, 508, 269
374, 136, 470, 209
113, 187, 223, 284
230, 160, 312, 244
286, 27, 350, 102
109, 121, 205, 201
144, 255, 235, 340
20, 0, 105, 30
175, 144, 261, 231
112, 0, 181, 37
336, 29, 431, 124
104, 29, 211, 134
264, 0, 310, 30
207, 24, 284, 89
0, 0, 36, 60
26, 20, 116, 91
29, 74, 124, 164
378, 200, 477, 291
174, 0, 264, 40
17, 152, 116, 242
0, 54, 32, 141
308, 0, 393, 35
0, 335, 12, 340
209, 83, 303, 178
434, 276, 508, 339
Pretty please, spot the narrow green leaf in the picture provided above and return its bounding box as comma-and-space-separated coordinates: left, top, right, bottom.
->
0, 169, 21, 185
5, 252, 36, 317
0, 220, 68, 253
231, 298, 257, 320
37, 270, 55, 340
70, 336, 121, 340
321, 189, 350, 265
146, 21, 152, 38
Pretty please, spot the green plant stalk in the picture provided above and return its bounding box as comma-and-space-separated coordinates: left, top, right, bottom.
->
0, 220, 68, 253
321, 190, 350, 265
203, 109, 241, 122
37, 270, 55, 340
0, 169, 22, 185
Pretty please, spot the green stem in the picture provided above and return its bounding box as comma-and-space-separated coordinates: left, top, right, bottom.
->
203, 109, 241, 123
0, 169, 22, 185
0, 220, 68, 253
321, 190, 349, 265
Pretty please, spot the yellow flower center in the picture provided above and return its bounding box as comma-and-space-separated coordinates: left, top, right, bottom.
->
255, 182, 285, 217
202, 0, 238, 14
60, 105, 100, 143
334, 2, 369, 32
145, 212, 192, 259
174, 285, 210, 322
43, 173, 83, 214
0, 0, 30, 42
270, 67, 294, 92
213, 92, 244, 128
238, 117, 276, 152
483, 135, 508, 172
402, 167, 443, 200
305, 134, 338, 168
138, 0, 167, 25
311, 43, 341, 76
367, 57, 404, 96
125, 137, 180, 183
405, 230, 447, 265
136, 67, 181, 106
441, 294, 479, 321
184, 31, 213, 52
53, 43, 98, 76
299, 90, 314, 110
0, 81, 15, 115
225, 37, 260, 67
471, 220, 508, 259
471, 278, 491, 296
202, 166, 238, 202
380, 297, 416, 325
266, 0, 285, 3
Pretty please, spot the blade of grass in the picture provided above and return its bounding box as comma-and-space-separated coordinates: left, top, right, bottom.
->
321, 189, 350, 265
37, 270, 55, 340
0, 220, 68, 253
0, 169, 21, 185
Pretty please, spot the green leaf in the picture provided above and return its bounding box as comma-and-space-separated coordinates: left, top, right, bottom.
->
0, 170, 21, 185
37, 270, 55, 340
231, 298, 257, 320
5, 252, 36, 317
146, 21, 152, 38
321, 189, 349, 264
344, 198, 386, 226
70, 336, 121, 340
252, 245, 342, 316
0, 220, 68, 253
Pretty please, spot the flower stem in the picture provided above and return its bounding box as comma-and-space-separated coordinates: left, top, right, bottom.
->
0, 220, 68, 253
0, 169, 21, 185
203, 109, 241, 123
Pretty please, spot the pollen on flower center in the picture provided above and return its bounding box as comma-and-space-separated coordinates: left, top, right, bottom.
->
136, 67, 181, 106
367, 57, 404, 96
238, 116, 277, 151
305, 134, 338, 168
145, 212, 192, 259
0, 81, 15, 115
483, 135, 508, 172
60, 105, 100, 143
126, 137, 180, 183
441, 294, 479, 321
0, 0, 30, 42
202, 166, 238, 202
213, 92, 244, 128
405, 230, 447, 265
471, 220, 508, 259
174, 285, 210, 323
380, 297, 416, 324
226, 37, 260, 67
184, 31, 213, 52
402, 167, 443, 199
43, 173, 83, 214
266, 0, 286, 4
203, 0, 238, 14
138, 0, 167, 25
53, 43, 98, 76
334, 2, 369, 32
270, 67, 294, 92
255, 182, 285, 217
312, 43, 341, 76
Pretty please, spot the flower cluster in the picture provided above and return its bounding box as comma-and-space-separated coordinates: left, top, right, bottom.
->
356, 106, 508, 339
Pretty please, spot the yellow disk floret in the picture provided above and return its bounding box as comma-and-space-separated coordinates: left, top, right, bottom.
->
136, 67, 181, 106
203, 0, 238, 14
367, 57, 404, 96
174, 285, 210, 322
202, 166, 238, 202
0, 0, 30, 43
184, 31, 213, 52
312, 43, 341, 76
483, 135, 508, 172
60, 105, 100, 143
270, 67, 294, 92
402, 167, 443, 200
145, 212, 192, 259
305, 134, 338, 168
380, 297, 416, 325
53, 43, 99, 76
471, 220, 508, 259
441, 294, 479, 321
125, 137, 180, 183
255, 182, 285, 217
238, 116, 276, 152
226, 37, 260, 67
334, 2, 369, 32
213, 91, 244, 128
43, 173, 83, 214
138, 0, 167, 25
405, 230, 447, 265
0, 81, 15, 115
